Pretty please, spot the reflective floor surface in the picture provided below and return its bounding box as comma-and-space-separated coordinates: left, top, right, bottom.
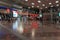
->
0, 18, 60, 40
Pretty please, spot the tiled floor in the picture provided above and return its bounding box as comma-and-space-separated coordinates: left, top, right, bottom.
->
0, 18, 60, 40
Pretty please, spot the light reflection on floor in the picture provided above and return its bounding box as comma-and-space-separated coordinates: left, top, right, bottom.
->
0, 18, 60, 40
13, 20, 18, 31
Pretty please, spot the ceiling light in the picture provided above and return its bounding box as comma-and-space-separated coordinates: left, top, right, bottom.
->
45, 7, 47, 8
51, 5, 53, 7
49, 3, 52, 5
37, 6, 39, 8
38, 0, 41, 3
32, 3, 35, 5
32, 6, 34, 8
42, 4, 45, 6
56, 1, 59, 3
25, 0, 28, 1
56, 4, 59, 6
28, 7, 30, 9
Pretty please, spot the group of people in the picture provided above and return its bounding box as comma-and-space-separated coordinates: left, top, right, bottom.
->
0, 13, 13, 21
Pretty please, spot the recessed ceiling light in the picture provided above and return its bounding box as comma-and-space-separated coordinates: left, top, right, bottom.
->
51, 5, 53, 7
49, 3, 52, 5
56, 4, 59, 6
56, 1, 59, 3
28, 7, 30, 9
32, 3, 35, 5
42, 4, 45, 6
37, 6, 39, 8
40, 8, 42, 9
38, 0, 41, 3
25, 0, 28, 1
45, 7, 47, 8
32, 6, 34, 8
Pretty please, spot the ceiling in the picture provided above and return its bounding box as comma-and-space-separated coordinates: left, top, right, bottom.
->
0, 0, 60, 10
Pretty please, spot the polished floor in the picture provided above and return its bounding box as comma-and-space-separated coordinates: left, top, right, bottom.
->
0, 18, 60, 40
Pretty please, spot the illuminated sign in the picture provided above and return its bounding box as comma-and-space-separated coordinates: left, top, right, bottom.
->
13, 11, 18, 17
39, 14, 42, 17
29, 14, 38, 17
59, 12, 60, 16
